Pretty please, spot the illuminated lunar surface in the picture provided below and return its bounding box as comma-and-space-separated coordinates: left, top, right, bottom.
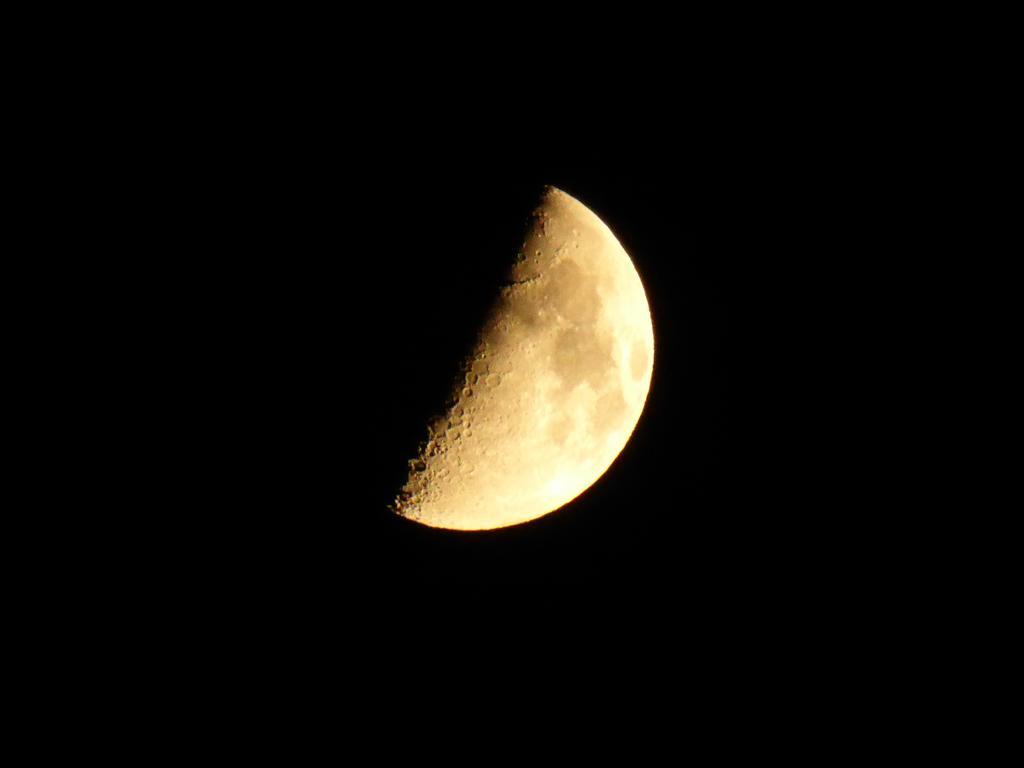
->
393, 186, 654, 531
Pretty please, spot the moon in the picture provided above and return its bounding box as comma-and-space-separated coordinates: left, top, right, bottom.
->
393, 186, 654, 531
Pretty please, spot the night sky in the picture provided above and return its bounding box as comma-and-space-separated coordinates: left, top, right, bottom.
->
190, 136, 837, 625
63, 24, 913, 732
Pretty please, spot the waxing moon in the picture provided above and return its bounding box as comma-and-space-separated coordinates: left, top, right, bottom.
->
393, 186, 654, 531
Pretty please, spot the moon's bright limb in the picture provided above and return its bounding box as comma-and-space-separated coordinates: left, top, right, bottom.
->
393, 186, 654, 531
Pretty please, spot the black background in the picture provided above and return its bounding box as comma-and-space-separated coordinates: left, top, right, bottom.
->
34, 17, 952, 740
202, 149, 761, 602
151, 100, 863, 637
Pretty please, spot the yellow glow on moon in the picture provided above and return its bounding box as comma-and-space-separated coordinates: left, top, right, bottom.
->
393, 186, 654, 530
